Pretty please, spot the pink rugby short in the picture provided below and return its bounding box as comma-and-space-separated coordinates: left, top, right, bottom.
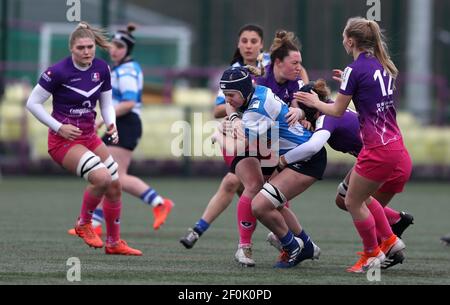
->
355, 140, 412, 194
48, 131, 104, 166
222, 148, 236, 168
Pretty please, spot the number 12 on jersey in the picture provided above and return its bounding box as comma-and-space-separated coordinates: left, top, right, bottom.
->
373, 69, 393, 97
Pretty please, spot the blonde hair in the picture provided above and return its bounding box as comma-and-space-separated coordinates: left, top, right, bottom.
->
245, 53, 266, 77
69, 21, 111, 51
344, 17, 398, 79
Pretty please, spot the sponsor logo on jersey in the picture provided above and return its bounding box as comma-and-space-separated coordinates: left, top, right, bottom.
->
69, 108, 92, 117
340, 67, 353, 91
315, 115, 325, 130
42, 71, 52, 82
249, 100, 260, 109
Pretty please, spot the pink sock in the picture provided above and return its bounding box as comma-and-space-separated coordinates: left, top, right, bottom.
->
384, 206, 401, 225
367, 198, 394, 241
103, 198, 122, 245
354, 213, 378, 252
79, 190, 102, 225
376, 227, 382, 245
237, 195, 256, 246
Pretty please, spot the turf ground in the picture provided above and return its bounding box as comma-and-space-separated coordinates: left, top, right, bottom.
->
0, 177, 449, 285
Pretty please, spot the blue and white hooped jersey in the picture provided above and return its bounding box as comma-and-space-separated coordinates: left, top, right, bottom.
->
243, 85, 313, 155
215, 53, 271, 106
111, 60, 143, 116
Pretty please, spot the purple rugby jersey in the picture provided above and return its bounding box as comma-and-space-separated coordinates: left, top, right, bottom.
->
38, 57, 112, 137
339, 52, 402, 149
315, 109, 362, 157
255, 65, 304, 105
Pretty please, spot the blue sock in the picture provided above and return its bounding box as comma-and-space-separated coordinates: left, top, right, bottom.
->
296, 230, 313, 253
92, 208, 104, 226
193, 218, 210, 236
140, 188, 163, 207
279, 231, 299, 253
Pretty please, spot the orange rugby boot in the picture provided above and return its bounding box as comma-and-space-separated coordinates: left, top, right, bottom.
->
152, 198, 174, 230
105, 239, 142, 256
68, 225, 102, 236
347, 247, 385, 273
74, 221, 104, 249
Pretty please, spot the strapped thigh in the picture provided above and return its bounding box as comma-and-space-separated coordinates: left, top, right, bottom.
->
260, 182, 287, 208
76, 151, 106, 180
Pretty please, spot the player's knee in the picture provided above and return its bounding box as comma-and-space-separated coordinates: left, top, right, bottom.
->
76, 151, 106, 181
245, 178, 264, 197
344, 197, 357, 212
106, 180, 122, 199
251, 203, 264, 219
91, 171, 113, 192
222, 173, 241, 193
260, 183, 287, 209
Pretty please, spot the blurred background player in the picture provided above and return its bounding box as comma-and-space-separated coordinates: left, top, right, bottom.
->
26, 22, 141, 255
69, 23, 173, 236
298, 17, 411, 272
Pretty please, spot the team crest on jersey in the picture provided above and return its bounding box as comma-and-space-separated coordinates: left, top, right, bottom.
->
91, 72, 100, 82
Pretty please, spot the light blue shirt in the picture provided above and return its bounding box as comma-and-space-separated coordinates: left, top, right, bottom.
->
243, 85, 313, 155
111, 60, 143, 116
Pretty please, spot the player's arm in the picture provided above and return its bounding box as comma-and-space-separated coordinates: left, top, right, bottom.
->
99, 90, 119, 144
213, 104, 227, 119
26, 84, 62, 132
114, 100, 135, 117
296, 66, 356, 117
280, 129, 330, 167
212, 126, 247, 157
26, 84, 82, 140
295, 91, 351, 117
213, 89, 227, 119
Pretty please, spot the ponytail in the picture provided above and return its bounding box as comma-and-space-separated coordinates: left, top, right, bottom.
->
367, 20, 398, 79
230, 48, 243, 65
70, 21, 111, 51
269, 30, 301, 67
345, 17, 398, 79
